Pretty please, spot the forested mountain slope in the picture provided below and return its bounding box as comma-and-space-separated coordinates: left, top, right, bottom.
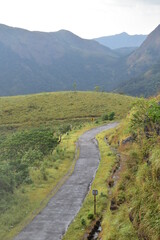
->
0, 24, 119, 96
116, 24, 160, 97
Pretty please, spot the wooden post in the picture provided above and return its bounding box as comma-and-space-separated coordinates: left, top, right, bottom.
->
94, 195, 96, 215
92, 189, 98, 215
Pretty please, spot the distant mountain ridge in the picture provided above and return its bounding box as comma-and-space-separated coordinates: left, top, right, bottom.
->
0, 23, 160, 97
94, 32, 147, 49
0, 24, 120, 96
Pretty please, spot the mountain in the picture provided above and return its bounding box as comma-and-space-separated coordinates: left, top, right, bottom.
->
116, 24, 160, 97
94, 32, 147, 49
127, 24, 160, 75
0, 24, 120, 96
116, 62, 160, 97
113, 47, 137, 57
0, 23, 160, 97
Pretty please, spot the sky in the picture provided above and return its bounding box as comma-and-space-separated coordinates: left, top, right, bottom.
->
0, 0, 160, 39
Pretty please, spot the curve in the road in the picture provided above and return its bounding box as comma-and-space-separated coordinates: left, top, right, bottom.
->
14, 122, 118, 240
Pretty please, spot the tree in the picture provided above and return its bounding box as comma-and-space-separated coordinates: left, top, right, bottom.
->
73, 82, 77, 92
94, 86, 100, 92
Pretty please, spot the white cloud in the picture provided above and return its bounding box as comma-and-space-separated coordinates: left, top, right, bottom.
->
0, 0, 159, 38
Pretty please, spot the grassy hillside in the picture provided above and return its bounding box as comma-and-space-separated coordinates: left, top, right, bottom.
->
0, 91, 135, 240
62, 94, 160, 240
99, 96, 160, 239
0, 91, 135, 129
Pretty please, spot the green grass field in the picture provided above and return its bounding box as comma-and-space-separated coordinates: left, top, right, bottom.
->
0, 91, 135, 129
0, 91, 136, 239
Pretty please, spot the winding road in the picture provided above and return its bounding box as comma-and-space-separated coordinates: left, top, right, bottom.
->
14, 122, 118, 240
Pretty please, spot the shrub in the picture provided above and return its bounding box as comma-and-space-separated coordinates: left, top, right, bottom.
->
102, 114, 108, 121
59, 124, 72, 134
108, 112, 115, 120
0, 127, 59, 196
81, 218, 86, 226
87, 213, 94, 220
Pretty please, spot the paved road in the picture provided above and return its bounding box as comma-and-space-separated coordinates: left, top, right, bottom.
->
14, 123, 118, 240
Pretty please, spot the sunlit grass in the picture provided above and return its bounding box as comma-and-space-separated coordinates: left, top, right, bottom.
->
0, 91, 135, 129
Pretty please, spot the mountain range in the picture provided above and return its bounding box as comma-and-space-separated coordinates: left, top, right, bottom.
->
0, 24, 120, 96
0, 23, 160, 97
94, 32, 147, 49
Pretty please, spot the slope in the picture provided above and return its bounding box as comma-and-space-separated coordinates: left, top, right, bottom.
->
116, 24, 160, 97
0, 91, 135, 240
100, 96, 160, 240
127, 24, 160, 75
116, 62, 160, 97
0, 24, 119, 96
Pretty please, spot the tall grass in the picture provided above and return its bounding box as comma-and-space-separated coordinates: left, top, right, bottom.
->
101, 97, 160, 240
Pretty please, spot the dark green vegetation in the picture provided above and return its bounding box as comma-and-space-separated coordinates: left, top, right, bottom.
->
0, 91, 135, 239
101, 96, 160, 239
0, 23, 160, 97
0, 128, 58, 191
0, 124, 73, 239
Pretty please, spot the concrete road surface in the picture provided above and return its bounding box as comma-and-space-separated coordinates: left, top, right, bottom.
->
14, 122, 118, 240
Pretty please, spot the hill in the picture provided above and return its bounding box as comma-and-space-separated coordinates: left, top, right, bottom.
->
0, 91, 135, 240
99, 96, 160, 240
94, 32, 147, 49
113, 47, 137, 57
0, 91, 135, 129
115, 62, 160, 97
127, 24, 160, 75
63, 94, 160, 240
116, 24, 160, 97
0, 24, 120, 96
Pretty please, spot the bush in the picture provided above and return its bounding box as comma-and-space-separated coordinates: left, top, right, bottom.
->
59, 124, 72, 134
0, 128, 58, 159
0, 127, 59, 196
81, 218, 86, 226
87, 213, 94, 220
108, 112, 115, 120
102, 114, 108, 121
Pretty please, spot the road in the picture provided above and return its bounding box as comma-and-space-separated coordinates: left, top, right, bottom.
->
14, 122, 118, 240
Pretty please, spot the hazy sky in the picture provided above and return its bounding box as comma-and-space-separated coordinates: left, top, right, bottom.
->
0, 0, 160, 38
